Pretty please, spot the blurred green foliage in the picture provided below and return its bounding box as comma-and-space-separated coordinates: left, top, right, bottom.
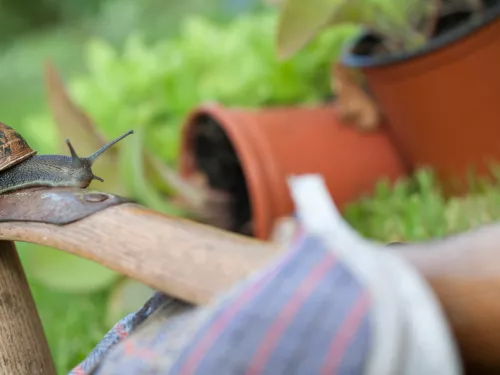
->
25, 12, 359, 164
0, 0, 232, 43
29, 280, 111, 374
0, 0, 100, 39
0, 0, 260, 131
275, 0, 437, 60
345, 169, 500, 242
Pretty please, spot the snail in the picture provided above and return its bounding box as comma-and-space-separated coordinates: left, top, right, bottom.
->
0, 122, 134, 194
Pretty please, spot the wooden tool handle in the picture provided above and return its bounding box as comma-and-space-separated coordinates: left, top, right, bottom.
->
0, 203, 279, 305
386, 226, 500, 374
0, 241, 56, 375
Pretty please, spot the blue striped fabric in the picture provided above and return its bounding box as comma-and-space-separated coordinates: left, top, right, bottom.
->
78, 228, 373, 375
169, 233, 371, 375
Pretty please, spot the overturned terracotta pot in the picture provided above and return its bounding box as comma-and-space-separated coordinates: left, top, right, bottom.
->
179, 103, 407, 240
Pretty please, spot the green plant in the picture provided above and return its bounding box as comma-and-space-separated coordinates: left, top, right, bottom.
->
27, 12, 358, 162
275, 0, 489, 60
345, 168, 500, 241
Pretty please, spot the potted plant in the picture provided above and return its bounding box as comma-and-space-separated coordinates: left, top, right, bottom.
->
276, 0, 500, 194
179, 103, 407, 240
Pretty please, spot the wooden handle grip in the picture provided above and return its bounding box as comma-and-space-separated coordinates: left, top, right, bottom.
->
0, 241, 56, 375
386, 226, 500, 373
0, 203, 279, 305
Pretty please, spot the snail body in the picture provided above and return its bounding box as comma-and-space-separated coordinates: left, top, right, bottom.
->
0, 123, 133, 194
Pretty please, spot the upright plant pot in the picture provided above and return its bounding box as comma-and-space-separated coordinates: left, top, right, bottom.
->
341, 5, 500, 193
179, 103, 407, 240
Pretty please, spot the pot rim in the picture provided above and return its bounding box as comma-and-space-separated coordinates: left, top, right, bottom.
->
340, 2, 500, 68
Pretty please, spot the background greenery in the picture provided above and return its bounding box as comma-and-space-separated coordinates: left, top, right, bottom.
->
1, 0, 500, 374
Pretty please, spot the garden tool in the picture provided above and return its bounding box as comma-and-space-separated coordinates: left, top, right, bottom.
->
0, 184, 498, 374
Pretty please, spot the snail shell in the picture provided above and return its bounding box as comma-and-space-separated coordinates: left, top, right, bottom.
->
0, 123, 37, 172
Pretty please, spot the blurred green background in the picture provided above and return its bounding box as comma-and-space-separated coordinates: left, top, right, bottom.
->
3, 1, 500, 374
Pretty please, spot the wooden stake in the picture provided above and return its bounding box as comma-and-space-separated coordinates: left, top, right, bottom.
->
0, 241, 56, 375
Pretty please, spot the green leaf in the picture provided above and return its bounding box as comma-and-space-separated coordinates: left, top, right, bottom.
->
276, 0, 363, 59
23, 245, 120, 293
86, 38, 118, 78
119, 122, 186, 216
43, 62, 128, 196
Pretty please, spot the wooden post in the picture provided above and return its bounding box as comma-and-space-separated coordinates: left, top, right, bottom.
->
0, 241, 56, 375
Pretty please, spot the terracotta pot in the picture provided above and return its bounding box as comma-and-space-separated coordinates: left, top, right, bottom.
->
179, 103, 407, 240
340, 4, 500, 193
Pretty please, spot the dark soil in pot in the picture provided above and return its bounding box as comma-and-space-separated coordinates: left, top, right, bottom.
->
191, 115, 253, 236
345, 0, 500, 62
